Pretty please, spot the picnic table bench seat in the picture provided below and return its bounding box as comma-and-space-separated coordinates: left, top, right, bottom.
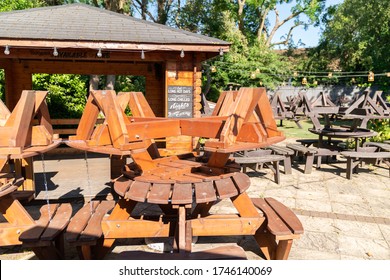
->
286, 143, 343, 174
363, 142, 390, 152
19, 203, 72, 259
296, 138, 343, 148
340, 150, 390, 179
265, 145, 294, 175
286, 143, 318, 174
251, 197, 304, 260
233, 154, 286, 184
65, 200, 115, 259
0, 175, 72, 259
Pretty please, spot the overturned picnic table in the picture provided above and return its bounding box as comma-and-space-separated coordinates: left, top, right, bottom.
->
65, 88, 304, 260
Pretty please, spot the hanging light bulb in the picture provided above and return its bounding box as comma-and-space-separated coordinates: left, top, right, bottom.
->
219, 48, 224, 56
141, 49, 145, 60
97, 48, 102, 58
328, 72, 333, 78
4, 45, 10, 55
210, 65, 217, 73
259, 81, 263, 86
53, 47, 59, 57
250, 72, 256, 79
302, 77, 307, 85
368, 71, 374, 82
180, 49, 185, 58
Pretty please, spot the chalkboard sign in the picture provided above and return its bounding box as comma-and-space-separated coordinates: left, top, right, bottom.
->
167, 86, 193, 118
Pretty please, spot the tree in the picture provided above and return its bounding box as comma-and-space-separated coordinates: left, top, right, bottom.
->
201, 11, 292, 100
317, 0, 390, 73
132, 0, 176, 24
177, 0, 325, 48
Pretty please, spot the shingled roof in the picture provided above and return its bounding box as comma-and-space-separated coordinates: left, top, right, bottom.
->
0, 3, 229, 51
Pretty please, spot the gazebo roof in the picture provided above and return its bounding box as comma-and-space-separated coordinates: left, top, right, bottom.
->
0, 3, 230, 52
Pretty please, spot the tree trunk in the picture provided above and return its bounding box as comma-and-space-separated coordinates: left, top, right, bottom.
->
105, 75, 116, 90
89, 75, 100, 91
237, 0, 246, 34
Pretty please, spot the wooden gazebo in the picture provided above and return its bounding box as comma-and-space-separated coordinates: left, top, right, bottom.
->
0, 3, 230, 191
0, 3, 229, 118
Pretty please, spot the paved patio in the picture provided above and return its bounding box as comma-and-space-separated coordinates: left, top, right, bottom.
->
1, 138, 389, 260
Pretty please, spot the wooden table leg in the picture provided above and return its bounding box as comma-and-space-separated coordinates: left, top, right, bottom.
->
275, 239, 293, 260
304, 153, 314, 174
272, 160, 280, 184
346, 157, 354, 179
284, 156, 292, 175
173, 205, 192, 255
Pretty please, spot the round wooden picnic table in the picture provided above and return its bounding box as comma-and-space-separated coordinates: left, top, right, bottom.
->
105, 159, 264, 258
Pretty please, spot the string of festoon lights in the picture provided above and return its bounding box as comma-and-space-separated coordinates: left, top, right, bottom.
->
203, 60, 390, 86
1, 44, 196, 60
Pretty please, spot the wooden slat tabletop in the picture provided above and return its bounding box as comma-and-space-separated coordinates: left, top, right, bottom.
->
171, 183, 193, 204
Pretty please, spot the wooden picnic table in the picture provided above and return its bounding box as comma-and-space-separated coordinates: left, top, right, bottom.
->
106, 161, 263, 259
63, 88, 304, 260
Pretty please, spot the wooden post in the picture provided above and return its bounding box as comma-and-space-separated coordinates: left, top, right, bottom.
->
4, 61, 32, 110
164, 60, 202, 155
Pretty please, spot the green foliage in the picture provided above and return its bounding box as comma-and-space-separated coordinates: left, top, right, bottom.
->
113, 76, 145, 93
202, 11, 292, 101
313, 0, 390, 73
32, 74, 88, 118
368, 119, 390, 142
0, 0, 44, 11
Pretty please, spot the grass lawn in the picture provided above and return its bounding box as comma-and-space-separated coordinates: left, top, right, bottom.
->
277, 119, 314, 139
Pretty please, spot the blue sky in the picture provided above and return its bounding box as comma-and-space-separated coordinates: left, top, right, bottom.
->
273, 0, 344, 49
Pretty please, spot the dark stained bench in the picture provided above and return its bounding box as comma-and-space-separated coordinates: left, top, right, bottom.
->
363, 142, 390, 152
251, 197, 304, 260
65, 200, 115, 259
265, 145, 294, 175
233, 151, 286, 184
340, 150, 390, 179
287, 143, 342, 174
296, 138, 343, 148
286, 143, 318, 174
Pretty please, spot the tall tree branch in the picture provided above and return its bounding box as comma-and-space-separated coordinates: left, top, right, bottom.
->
133, 0, 157, 21
271, 23, 301, 46
266, 7, 304, 46
237, 0, 246, 33
258, 7, 270, 41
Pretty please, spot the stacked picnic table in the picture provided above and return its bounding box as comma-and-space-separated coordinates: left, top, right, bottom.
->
269, 90, 390, 130
60, 87, 304, 260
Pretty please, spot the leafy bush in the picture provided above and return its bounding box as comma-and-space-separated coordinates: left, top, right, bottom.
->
32, 74, 88, 119
368, 119, 390, 142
